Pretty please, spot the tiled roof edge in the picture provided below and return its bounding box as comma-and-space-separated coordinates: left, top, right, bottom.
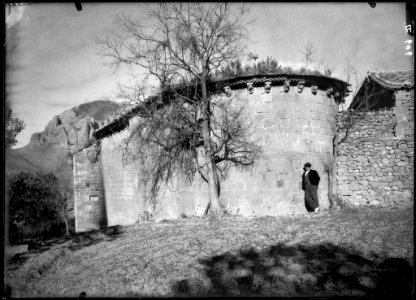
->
93, 73, 350, 140
368, 70, 414, 90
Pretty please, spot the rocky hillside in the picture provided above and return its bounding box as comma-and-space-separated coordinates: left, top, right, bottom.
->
6, 100, 130, 230
28, 100, 129, 154
7, 100, 128, 175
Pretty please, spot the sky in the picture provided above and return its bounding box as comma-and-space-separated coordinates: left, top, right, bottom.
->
5, 3, 413, 148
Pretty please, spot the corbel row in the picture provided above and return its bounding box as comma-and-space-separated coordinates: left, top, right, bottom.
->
282, 80, 319, 94
325, 87, 342, 102
223, 81, 321, 96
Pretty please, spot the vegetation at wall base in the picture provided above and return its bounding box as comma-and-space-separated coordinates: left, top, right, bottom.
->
8, 172, 69, 244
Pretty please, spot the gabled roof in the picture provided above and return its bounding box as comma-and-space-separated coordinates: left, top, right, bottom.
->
349, 70, 414, 110
366, 70, 414, 90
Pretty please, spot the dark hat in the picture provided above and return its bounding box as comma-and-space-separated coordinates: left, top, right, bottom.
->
304, 162, 312, 168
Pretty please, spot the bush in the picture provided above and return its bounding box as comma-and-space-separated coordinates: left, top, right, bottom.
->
8, 172, 67, 244
213, 56, 325, 81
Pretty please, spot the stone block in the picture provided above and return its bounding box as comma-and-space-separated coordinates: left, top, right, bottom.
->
349, 184, 360, 191
275, 110, 286, 119
281, 118, 290, 128
263, 171, 277, 182
224, 195, 240, 208
357, 156, 368, 164
403, 190, 413, 201
303, 126, 312, 134
312, 127, 322, 135
226, 182, 244, 190
321, 142, 332, 153
264, 119, 276, 128
261, 93, 273, 103
264, 134, 277, 144
298, 134, 309, 144
267, 161, 280, 171
288, 133, 299, 143
337, 156, 347, 162
312, 143, 321, 153
338, 185, 351, 196
256, 162, 268, 173
295, 141, 312, 153
268, 142, 283, 153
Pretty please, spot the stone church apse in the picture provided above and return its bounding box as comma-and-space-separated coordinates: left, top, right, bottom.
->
73, 74, 349, 232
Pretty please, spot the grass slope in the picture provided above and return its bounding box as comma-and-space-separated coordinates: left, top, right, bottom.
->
5, 149, 43, 175
5, 206, 414, 298
8, 144, 71, 176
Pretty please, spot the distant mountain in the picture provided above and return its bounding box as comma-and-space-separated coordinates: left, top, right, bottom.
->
7, 100, 129, 174
26, 100, 130, 154
5, 100, 130, 229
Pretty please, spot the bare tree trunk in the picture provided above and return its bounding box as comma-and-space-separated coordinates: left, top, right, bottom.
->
328, 136, 339, 208
203, 161, 221, 216
204, 201, 211, 215
328, 159, 338, 208
201, 75, 222, 218
61, 204, 69, 236
205, 154, 221, 217
63, 215, 69, 236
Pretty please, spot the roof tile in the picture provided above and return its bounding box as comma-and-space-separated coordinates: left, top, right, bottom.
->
368, 70, 414, 89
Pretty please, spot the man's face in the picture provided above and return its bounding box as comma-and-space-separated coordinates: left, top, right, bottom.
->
304, 167, 310, 172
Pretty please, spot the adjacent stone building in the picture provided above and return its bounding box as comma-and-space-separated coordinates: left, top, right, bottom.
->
73, 73, 349, 232
337, 70, 414, 207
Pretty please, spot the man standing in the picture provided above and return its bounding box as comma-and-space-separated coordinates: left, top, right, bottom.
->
302, 162, 320, 213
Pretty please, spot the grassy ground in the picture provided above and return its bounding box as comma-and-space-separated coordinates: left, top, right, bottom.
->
5, 206, 414, 298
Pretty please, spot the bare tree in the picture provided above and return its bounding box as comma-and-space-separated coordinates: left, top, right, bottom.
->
299, 40, 317, 69
98, 3, 258, 218
342, 53, 359, 97
324, 65, 334, 77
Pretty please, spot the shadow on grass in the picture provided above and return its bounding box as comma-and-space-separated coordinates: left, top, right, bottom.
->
67, 225, 124, 251
172, 242, 413, 298
6, 225, 124, 271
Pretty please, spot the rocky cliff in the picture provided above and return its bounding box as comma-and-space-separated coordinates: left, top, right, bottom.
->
27, 100, 128, 153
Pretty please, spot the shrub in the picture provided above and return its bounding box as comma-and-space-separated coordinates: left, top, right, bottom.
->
214, 56, 324, 80
8, 172, 67, 244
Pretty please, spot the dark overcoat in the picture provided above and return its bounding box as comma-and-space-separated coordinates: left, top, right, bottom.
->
302, 169, 320, 190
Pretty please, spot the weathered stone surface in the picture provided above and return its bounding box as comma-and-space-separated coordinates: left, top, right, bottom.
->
336, 89, 414, 207
74, 85, 340, 231
73, 146, 107, 232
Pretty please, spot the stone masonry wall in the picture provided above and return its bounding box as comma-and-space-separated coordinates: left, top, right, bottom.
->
100, 123, 182, 225
394, 90, 414, 138
337, 90, 414, 207
73, 145, 106, 232
99, 129, 143, 226
174, 85, 337, 217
